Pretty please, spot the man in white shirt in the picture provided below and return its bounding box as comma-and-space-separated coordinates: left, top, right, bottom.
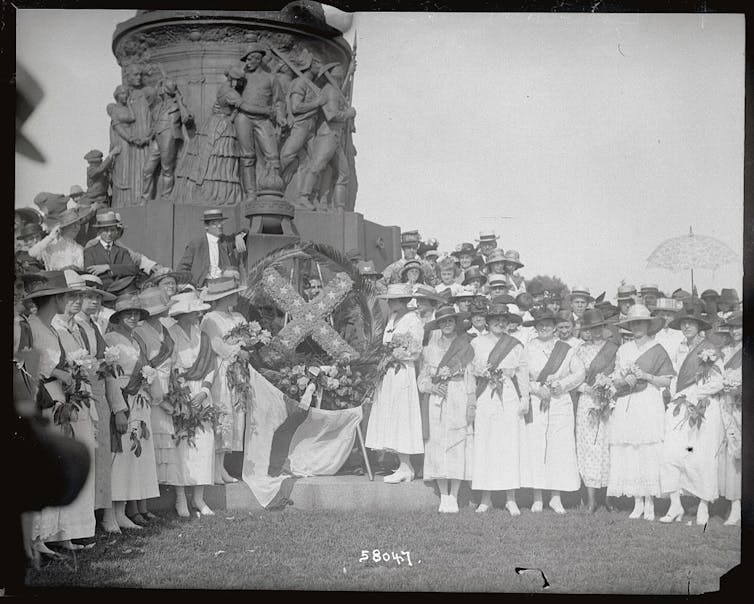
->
650, 298, 684, 357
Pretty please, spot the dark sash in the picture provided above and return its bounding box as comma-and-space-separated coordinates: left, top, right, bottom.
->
524, 339, 570, 423
676, 339, 719, 393
121, 337, 150, 398
614, 342, 675, 397
181, 331, 216, 382
475, 334, 522, 399
438, 333, 475, 373
18, 316, 33, 350
725, 347, 742, 371
149, 326, 175, 368
585, 340, 619, 386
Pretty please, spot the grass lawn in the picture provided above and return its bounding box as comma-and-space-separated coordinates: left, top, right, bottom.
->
26, 503, 739, 594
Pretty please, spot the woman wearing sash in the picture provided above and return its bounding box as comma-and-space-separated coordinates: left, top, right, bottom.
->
660, 306, 724, 525
132, 287, 175, 523
167, 291, 218, 517
25, 270, 97, 554
573, 310, 619, 513
470, 303, 529, 515
200, 270, 248, 484
608, 305, 674, 521
366, 283, 425, 484
105, 293, 160, 530
717, 311, 742, 526
521, 310, 585, 514
75, 279, 120, 532
417, 305, 475, 513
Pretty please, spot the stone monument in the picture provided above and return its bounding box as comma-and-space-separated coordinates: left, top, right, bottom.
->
109, 4, 400, 271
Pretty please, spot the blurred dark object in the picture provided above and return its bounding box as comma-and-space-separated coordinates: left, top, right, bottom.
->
16, 64, 45, 163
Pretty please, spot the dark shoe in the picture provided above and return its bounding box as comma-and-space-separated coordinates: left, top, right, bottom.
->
587, 501, 598, 514
142, 511, 159, 522
603, 496, 614, 512
128, 513, 148, 526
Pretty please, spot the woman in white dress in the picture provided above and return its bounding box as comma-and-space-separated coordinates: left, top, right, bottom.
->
365, 283, 425, 483
417, 306, 475, 513
522, 310, 585, 514
28, 207, 92, 271
470, 303, 529, 515
660, 306, 724, 525
608, 305, 674, 521
167, 291, 218, 517
573, 310, 619, 512
200, 270, 248, 484
717, 311, 742, 526
104, 293, 161, 530
24, 270, 97, 555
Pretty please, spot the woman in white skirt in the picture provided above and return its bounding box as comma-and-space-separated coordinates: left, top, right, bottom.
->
522, 310, 585, 514
573, 310, 619, 512
167, 291, 218, 517
470, 303, 529, 515
608, 305, 674, 521
717, 311, 742, 526
660, 306, 724, 525
366, 283, 425, 483
104, 293, 160, 530
417, 305, 475, 513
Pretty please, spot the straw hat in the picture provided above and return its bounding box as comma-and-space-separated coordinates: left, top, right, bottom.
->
47, 206, 94, 229
168, 290, 211, 317
570, 286, 593, 302
451, 286, 476, 301
667, 305, 713, 332
138, 287, 172, 316
412, 284, 446, 304
109, 293, 149, 324
93, 211, 121, 229
616, 285, 637, 301
22, 269, 89, 300
425, 305, 469, 330
201, 270, 247, 302
484, 249, 507, 266
399, 230, 421, 248
202, 208, 228, 223
487, 274, 512, 290
377, 282, 415, 300
640, 284, 660, 296
614, 304, 664, 334
80, 273, 116, 301
501, 249, 524, 269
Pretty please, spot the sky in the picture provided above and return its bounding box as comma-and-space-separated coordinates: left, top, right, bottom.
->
16, 9, 744, 299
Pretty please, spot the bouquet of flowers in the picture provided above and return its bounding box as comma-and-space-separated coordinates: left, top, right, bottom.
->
96, 345, 124, 380
432, 365, 466, 386
589, 373, 617, 443
223, 321, 271, 412
722, 372, 742, 411
671, 395, 710, 429
128, 419, 150, 458
128, 365, 157, 409
54, 352, 94, 439
471, 363, 509, 401
376, 332, 422, 379
166, 369, 221, 448
696, 348, 721, 383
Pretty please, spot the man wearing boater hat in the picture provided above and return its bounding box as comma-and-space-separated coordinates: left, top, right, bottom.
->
382, 230, 436, 286
177, 208, 249, 288
475, 230, 499, 265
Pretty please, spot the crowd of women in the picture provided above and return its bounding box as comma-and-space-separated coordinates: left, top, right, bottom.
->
12, 213, 742, 565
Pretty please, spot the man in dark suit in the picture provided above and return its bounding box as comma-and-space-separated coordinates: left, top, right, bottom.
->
177, 208, 248, 287
83, 211, 140, 295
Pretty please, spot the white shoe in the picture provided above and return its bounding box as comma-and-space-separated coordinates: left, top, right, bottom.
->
696, 503, 710, 526
446, 495, 459, 513
659, 506, 684, 523
506, 501, 521, 516
438, 495, 449, 513
476, 503, 491, 513
383, 467, 414, 484
629, 503, 643, 519
531, 500, 543, 513
549, 498, 566, 515
643, 500, 655, 521
724, 501, 741, 526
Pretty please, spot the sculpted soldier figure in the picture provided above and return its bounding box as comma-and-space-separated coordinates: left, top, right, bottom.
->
234, 43, 285, 198
279, 51, 323, 193
297, 62, 356, 211
141, 79, 194, 200
82, 148, 120, 207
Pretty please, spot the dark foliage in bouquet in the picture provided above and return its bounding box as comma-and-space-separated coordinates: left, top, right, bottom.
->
54, 352, 94, 439
166, 370, 221, 448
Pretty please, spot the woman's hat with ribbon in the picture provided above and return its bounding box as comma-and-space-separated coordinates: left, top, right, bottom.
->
451, 242, 477, 257
109, 292, 149, 324
201, 269, 247, 302
425, 305, 470, 330
667, 303, 713, 332
412, 284, 446, 304
169, 290, 212, 317
615, 304, 665, 334
399, 259, 424, 280
522, 308, 559, 327
22, 269, 89, 300
450, 286, 476, 302
377, 282, 415, 300
579, 309, 608, 330
486, 302, 523, 325
502, 249, 524, 269
484, 249, 507, 266
138, 286, 172, 316
462, 266, 487, 286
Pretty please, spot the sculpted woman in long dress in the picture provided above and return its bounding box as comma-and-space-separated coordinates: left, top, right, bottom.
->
365, 283, 425, 483
608, 305, 674, 521
174, 66, 245, 205
417, 306, 475, 513
573, 310, 618, 513
660, 306, 724, 525
521, 310, 585, 514
470, 303, 529, 515
167, 291, 217, 517
107, 84, 147, 206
